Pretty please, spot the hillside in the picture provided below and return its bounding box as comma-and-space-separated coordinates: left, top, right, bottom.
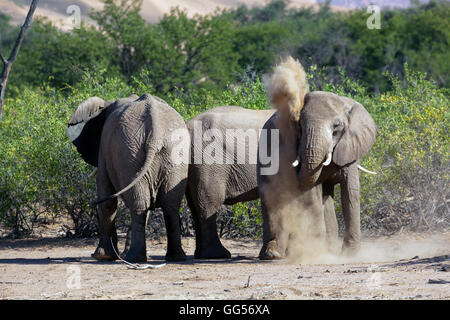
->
2, 0, 343, 29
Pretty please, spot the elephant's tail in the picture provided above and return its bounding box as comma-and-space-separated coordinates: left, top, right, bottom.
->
265, 56, 309, 123
95, 113, 162, 206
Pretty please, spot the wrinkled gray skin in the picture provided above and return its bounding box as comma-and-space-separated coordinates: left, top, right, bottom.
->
68, 94, 188, 262
258, 92, 377, 260
186, 106, 275, 259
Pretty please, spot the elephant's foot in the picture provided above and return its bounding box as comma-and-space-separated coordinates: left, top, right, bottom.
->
341, 241, 360, 257
259, 240, 284, 260
194, 245, 231, 259
92, 245, 118, 261
123, 249, 147, 263
326, 238, 341, 255
165, 248, 187, 262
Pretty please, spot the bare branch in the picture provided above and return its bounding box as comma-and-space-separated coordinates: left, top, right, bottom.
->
0, 0, 39, 124
6, 0, 39, 65
0, 50, 6, 65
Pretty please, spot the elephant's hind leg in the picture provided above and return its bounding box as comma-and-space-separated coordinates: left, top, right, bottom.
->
186, 188, 231, 259
117, 181, 152, 263
122, 208, 149, 263
92, 170, 119, 261
160, 183, 187, 261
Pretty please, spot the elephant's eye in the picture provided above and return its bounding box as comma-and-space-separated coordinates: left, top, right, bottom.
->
332, 122, 343, 136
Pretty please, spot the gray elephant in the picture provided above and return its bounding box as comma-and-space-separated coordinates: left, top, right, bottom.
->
67, 93, 189, 262
185, 106, 275, 259
257, 57, 378, 260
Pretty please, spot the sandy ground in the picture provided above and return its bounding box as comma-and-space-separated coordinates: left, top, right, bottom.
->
0, 232, 449, 300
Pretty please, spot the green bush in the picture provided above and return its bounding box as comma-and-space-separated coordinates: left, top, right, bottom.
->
0, 85, 94, 236
358, 67, 449, 233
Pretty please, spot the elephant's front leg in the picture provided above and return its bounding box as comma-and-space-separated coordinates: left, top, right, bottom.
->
259, 197, 287, 260
323, 183, 339, 254
123, 209, 149, 262
340, 164, 361, 256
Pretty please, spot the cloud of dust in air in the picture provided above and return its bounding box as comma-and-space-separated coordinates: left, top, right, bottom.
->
286, 232, 449, 265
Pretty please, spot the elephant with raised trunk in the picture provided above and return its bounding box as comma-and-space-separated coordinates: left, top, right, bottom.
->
67, 94, 189, 262
186, 106, 275, 259
258, 57, 378, 260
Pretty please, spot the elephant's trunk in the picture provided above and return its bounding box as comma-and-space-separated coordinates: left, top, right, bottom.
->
297, 125, 331, 187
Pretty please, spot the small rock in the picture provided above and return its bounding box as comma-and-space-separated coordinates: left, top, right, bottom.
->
344, 269, 358, 274
428, 279, 450, 284
439, 266, 448, 272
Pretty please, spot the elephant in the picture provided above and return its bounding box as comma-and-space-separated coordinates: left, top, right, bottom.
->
67, 93, 189, 262
185, 106, 275, 259
257, 57, 378, 260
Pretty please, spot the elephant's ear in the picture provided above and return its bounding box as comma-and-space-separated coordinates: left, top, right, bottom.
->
333, 97, 377, 166
67, 97, 113, 167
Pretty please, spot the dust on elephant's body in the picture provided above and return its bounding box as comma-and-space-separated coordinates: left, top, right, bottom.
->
67, 94, 189, 263
258, 57, 378, 260
185, 106, 275, 259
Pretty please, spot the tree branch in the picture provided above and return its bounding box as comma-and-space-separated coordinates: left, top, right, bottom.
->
0, 50, 6, 65
0, 0, 39, 124
6, 0, 39, 65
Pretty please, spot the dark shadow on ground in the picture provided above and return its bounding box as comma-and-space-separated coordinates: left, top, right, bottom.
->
0, 254, 273, 266
0, 237, 98, 249
0, 256, 117, 265
382, 254, 449, 268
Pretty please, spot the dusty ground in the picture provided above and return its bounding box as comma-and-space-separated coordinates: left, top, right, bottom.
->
0, 232, 449, 300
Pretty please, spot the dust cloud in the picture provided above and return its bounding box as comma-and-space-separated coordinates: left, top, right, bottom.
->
286, 232, 450, 265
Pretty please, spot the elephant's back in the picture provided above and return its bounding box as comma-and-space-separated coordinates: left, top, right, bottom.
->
187, 106, 275, 132
104, 94, 185, 139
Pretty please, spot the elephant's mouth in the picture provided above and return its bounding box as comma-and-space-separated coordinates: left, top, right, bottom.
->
291, 151, 333, 169
292, 150, 333, 187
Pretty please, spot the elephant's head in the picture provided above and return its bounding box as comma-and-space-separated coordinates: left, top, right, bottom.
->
295, 92, 378, 186
67, 95, 138, 166
266, 56, 377, 187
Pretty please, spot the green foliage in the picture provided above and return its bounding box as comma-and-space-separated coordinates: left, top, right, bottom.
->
0, 85, 95, 236
358, 67, 449, 232
1, 0, 449, 97
0, 0, 448, 237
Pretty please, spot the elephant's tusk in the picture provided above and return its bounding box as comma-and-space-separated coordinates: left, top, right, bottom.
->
357, 164, 377, 175
88, 168, 98, 178
292, 156, 300, 167
322, 152, 332, 166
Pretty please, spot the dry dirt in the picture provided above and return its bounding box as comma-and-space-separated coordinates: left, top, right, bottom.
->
0, 232, 449, 300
